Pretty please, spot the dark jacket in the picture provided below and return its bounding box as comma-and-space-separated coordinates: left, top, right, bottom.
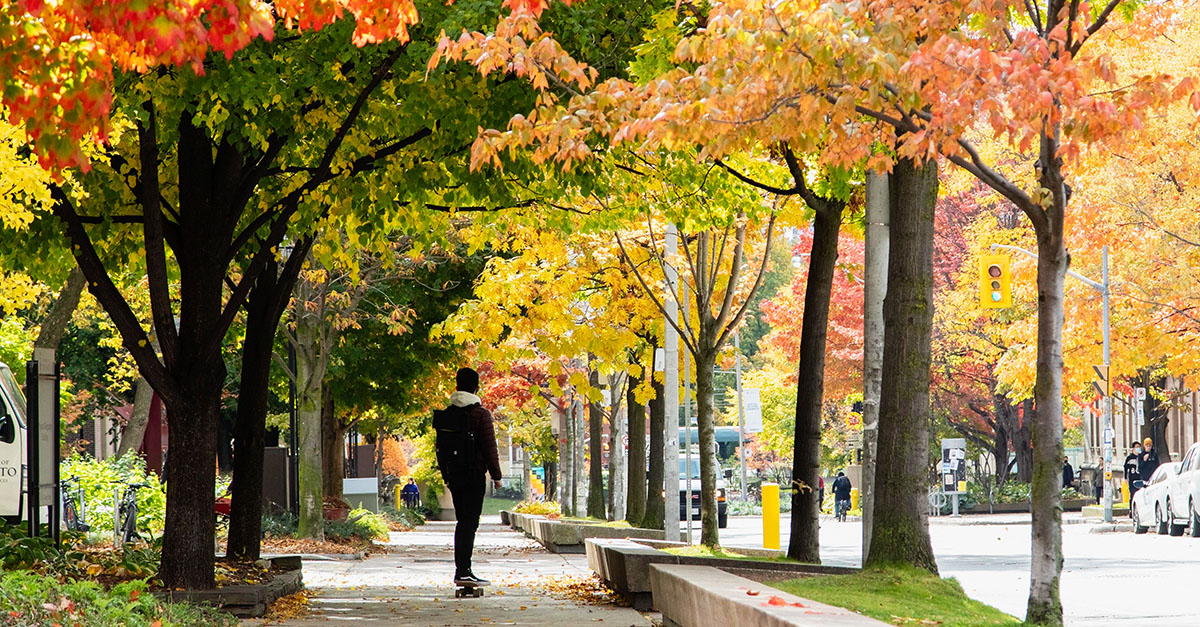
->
443, 392, 502, 481
1062, 463, 1075, 487
832, 475, 852, 500
1124, 452, 1141, 482
1138, 449, 1161, 481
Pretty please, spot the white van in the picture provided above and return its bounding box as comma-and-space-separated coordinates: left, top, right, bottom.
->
0, 362, 27, 524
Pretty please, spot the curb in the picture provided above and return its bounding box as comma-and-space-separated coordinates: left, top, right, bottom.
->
1088, 523, 1131, 534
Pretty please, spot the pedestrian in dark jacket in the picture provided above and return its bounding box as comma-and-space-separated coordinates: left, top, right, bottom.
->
1124, 442, 1143, 500
832, 472, 852, 521
439, 367, 502, 588
1062, 457, 1075, 488
1138, 438, 1160, 482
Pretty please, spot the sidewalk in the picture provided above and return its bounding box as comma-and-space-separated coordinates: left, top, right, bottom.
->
248, 515, 652, 626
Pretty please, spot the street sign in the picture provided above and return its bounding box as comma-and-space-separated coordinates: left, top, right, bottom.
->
1135, 387, 1147, 425
654, 348, 666, 372
1102, 427, 1114, 446
742, 388, 763, 434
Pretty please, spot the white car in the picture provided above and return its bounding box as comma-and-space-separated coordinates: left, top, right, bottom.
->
1165, 443, 1200, 537
1132, 462, 1179, 535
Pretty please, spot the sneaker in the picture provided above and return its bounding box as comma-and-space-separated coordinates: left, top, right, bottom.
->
454, 573, 490, 587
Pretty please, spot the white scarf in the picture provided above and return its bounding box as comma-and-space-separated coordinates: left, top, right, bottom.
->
449, 391, 482, 407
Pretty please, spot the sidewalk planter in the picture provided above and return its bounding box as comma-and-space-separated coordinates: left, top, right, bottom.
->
586, 538, 857, 611
499, 510, 511, 525
530, 518, 665, 554
157, 555, 304, 618
650, 564, 887, 627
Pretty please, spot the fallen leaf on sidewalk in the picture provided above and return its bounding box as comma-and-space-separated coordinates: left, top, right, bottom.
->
763, 595, 805, 608
744, 589, 760, 596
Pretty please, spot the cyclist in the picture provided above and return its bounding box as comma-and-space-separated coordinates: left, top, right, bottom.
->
832, 471, 852, 522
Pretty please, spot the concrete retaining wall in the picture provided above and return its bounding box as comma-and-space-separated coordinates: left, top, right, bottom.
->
586, 537, 857, 611
650, 564, 886, 627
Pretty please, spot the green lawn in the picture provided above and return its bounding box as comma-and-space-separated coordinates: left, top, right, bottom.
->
661, 544, 799, 563
770, 565, 1021, 626
483, 497, 520, 516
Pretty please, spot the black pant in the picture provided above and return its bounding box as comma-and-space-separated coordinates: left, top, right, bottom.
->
447, 472, 486, 576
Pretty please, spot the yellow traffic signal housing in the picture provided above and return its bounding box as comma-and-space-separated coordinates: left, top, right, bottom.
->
979, 254, 1012, 308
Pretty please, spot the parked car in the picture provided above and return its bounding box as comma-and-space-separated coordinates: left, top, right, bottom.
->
1165, 443, 1200, 537
1132, 462, 1178, 534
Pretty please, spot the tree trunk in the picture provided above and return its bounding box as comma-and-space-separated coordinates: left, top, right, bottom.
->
295, 304, 325, 540
694, 348, 720, 546
559, 400, 573, 515
226, 273, 278, 558
1026, 161, 1068, 625
1016, 400, 1034, 483
992, 396, 1017, 484
787, 202, 843, 563
523, 447, 533, 501
608, 374, 626, 521
587, 368, 606, 519
159, 363, 225, 589
116, 378, 155, 458
34, 265, 85, 349
321, 389, 344, 501
544, 460, 557, 503
626, 371, 647, 526
865, 158, 938, 573
862, 171, 888, 561
643, 378, 666, 530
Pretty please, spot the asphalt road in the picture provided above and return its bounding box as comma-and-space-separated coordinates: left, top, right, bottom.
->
713, 514, 1199, 625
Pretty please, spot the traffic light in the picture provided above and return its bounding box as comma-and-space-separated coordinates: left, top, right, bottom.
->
978, 254, 1012, 308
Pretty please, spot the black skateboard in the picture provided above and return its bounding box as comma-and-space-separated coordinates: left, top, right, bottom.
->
454, 582, 485, 598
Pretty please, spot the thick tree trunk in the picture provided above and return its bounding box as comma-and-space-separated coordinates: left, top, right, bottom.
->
226, 276, 278, 558
587, 369, 606, 519
1026, 181, 1067, 625
34, 265, 85, 349
522, 447, 533, 500
643, 378, 666, 530
694, 349, 720, 546
116, 378, 155, 458
321, 389, 344, 500
865, 158, 938, 573
159, 364, 225, 589
295, 306, 325, 540
626, 372, 647, 527
787, 203, 842, 563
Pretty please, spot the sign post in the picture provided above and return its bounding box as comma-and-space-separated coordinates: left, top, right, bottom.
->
941, 438, 967, 516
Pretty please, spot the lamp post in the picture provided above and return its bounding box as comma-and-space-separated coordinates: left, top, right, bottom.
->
990, 243, 1112, 522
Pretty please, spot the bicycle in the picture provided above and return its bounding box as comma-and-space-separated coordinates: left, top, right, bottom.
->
115, 482, 149, 548
835, 498, 851, 522
61, 476, 91, 532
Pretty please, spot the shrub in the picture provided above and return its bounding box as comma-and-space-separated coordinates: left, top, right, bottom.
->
261, 511, 298, 538
512, 500, 561, 517
0, 570, 235, 626
61, 454, 167, 535
381, 506, 425, 528
325, 509, 389, 542
492, 480, 524, 500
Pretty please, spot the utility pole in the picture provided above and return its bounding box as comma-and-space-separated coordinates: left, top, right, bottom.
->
991, 243, 1112, 522
664, 224, 682, 542
734, 332, 748, 503
862, 171, 888, 560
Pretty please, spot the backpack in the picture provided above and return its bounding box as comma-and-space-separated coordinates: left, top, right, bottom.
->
433, 405, 477, 476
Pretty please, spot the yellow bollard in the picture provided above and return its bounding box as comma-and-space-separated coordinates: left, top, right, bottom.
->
1121, 480, 1130, 504
850, 488, 859, 512
395, 484, 404, 507
763, 483, 780, 550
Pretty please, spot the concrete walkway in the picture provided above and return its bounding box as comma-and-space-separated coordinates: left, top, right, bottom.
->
249, 516, 652, 626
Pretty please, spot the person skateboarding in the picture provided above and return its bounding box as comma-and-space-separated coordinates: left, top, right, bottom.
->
433, 367, 502, 591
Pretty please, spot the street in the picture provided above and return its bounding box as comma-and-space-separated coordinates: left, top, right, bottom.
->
716, 514, 1198, 625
